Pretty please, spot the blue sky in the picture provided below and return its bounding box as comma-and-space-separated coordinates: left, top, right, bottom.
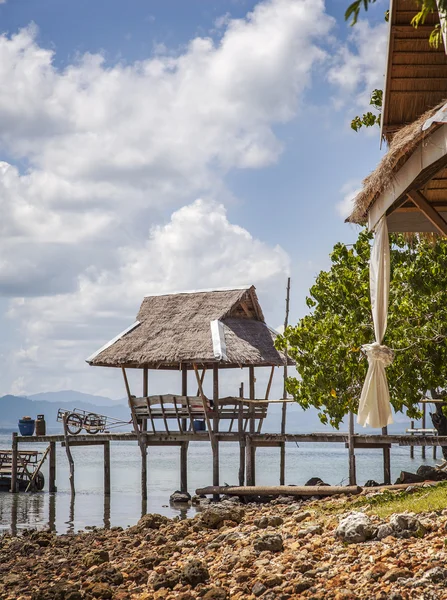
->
0, 0, 389, 397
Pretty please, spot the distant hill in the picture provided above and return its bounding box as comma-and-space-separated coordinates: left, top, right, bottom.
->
0, 395, 131, 432
28, 390, 126, 407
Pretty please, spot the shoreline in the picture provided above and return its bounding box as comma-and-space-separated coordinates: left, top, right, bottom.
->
2, 484, 447, 599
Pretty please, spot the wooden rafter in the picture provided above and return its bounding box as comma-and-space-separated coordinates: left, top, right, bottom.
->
407, 190, 447, 236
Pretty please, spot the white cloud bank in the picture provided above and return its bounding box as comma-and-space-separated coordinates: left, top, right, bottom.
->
0, 0, 334, 394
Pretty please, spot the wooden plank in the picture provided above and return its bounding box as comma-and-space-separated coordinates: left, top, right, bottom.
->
344, 442, 392, 449
196, 484, 362, 497
159, 395, 170, 434
193, 364, 215, 447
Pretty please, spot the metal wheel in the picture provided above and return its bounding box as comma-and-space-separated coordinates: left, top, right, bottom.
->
66, 413, 83, 435
84, 413, 102, 434
35, 471, 45, 491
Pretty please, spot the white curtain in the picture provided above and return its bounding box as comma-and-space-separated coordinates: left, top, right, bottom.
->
357, 217, 394, 428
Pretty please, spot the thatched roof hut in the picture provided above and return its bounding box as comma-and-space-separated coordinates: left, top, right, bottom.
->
381, 0, 447, 143
87, 286, 292, 370
347, 0, 447, 233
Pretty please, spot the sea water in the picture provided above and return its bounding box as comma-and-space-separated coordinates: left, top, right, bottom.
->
0, 432, 438, 534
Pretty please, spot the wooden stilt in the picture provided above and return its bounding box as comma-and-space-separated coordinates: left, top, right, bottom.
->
104, 441, 111, 496
10, 494, 18, 537
410, 420, 414, 459
142, 366, 148, 432
10, 432, 18, 494
180, 442, 188, 493
212, 364, 220, 501
422, 403, 426, 459
141, 440, 147, 508
433, 444, 437, 459
348, 412, 356, 486
382, 426, 391, 485
246, 435, 254, 486
280, 277, 291, 486
238, 383, 245, 486
104, 493, 111, 529
49, 442, 57, 492
248, 366, 256, 485
48, 492, 56, 532
63, 415, 75, 497
182, 365, 188, 432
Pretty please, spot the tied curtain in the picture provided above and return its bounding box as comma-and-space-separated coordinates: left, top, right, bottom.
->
357, 217, 394, 428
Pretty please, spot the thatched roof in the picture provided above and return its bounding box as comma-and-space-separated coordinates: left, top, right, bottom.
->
382, 0, 447, 143
87, 286, 293, 369
347, 101, 445, 224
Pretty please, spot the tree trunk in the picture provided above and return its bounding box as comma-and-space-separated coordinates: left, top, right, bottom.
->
429, 390, 447, 460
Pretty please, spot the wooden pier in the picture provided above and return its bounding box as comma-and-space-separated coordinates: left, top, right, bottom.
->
10, 429, 447, 497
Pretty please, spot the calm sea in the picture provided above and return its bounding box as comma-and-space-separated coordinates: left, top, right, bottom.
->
0, 430, 437, 534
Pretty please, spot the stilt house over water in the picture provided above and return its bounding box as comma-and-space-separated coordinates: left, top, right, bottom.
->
87, 286, 293, 489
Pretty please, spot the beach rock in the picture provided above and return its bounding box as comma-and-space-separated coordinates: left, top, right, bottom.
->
305, 477, 329, 486
199, 506, 244, 529
253, 534, 283, 553
152, 571, 181, 590
297, 525, 322, 538
136, 513, 170, 530
294, 510, 311, 523
416, 465, 447, 481
335, 512, 375, 543
376, 513, 426, 540
382, 568, 413, 582
203, 587, 228, 599
252, 581, 267, 596
83, 550, 109, 568
170, 490, 191, 503
254, 515, 283, 529
85, 582, 113, 598
294, 579, 313, 593
420, 567, 447, 583
364, 480, 381, 487
181, 559, 210, 586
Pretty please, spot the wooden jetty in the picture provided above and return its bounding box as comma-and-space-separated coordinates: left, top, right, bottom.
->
10, 287, 447, 498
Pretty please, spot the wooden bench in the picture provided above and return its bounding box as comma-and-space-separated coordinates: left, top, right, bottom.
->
129, 395, 268, 434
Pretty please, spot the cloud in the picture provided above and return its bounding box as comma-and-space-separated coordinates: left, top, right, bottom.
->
336, 181, 362, 220
6, 199, 290, 396
328, 20, 388, 112
0, 0, 333, 299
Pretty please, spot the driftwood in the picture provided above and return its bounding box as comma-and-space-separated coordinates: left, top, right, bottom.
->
195, 485, 362, 497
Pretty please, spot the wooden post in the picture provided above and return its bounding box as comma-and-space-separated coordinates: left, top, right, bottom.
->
48, 491, 56, 532
348, 412, 356, 486
212, 364, 220, 500
10, 494, 18, 537
49, 441, 57, 492
180, 442, 188, 493
142, 366, 148, 432
104, 441, 111, 496
433, 443, 437, 460
280, 277, 291, 485
141, 440, 147, 507
382, 426, 391, 485
238, 382, 245, 486
104, 493, 111, 530
422, 402, 426, 459
247, 366, 256, 485
10, 432, 18, 494
63, 414, 75, 497
182, 365, 188, 432
410, 420, 414, 459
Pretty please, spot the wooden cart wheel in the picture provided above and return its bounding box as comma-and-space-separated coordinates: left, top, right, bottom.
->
84, 413, 102, 434
66, 413, 83, 435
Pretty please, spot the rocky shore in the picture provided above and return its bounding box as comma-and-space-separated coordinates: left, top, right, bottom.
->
2, 488, 447, 600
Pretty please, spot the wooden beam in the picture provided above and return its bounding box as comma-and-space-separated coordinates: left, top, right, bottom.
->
240, 301, 252, 318
407, 190, 447, 236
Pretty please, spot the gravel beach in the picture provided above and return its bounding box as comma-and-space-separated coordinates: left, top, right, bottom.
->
2, 490, 447, 600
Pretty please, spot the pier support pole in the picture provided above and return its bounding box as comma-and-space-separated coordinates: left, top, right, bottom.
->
280, 277, 290, 486
63, 415, 75, 497
49, 442, 57, 492
10, 432, 18, 494
382, 426, 391, 485
410, 420, 414, 459
238, 382, 245, 486
141, 440, 147, 509
247, 366, 256, 486
246, 435, 254, 486
212, 365, 220, 501
104, 441, 111, 496
180, 442, 188, 493
348, 412, 356, 486
422, 403, 426, 459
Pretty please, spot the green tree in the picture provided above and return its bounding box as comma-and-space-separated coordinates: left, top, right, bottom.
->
276, 230, 447, 428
